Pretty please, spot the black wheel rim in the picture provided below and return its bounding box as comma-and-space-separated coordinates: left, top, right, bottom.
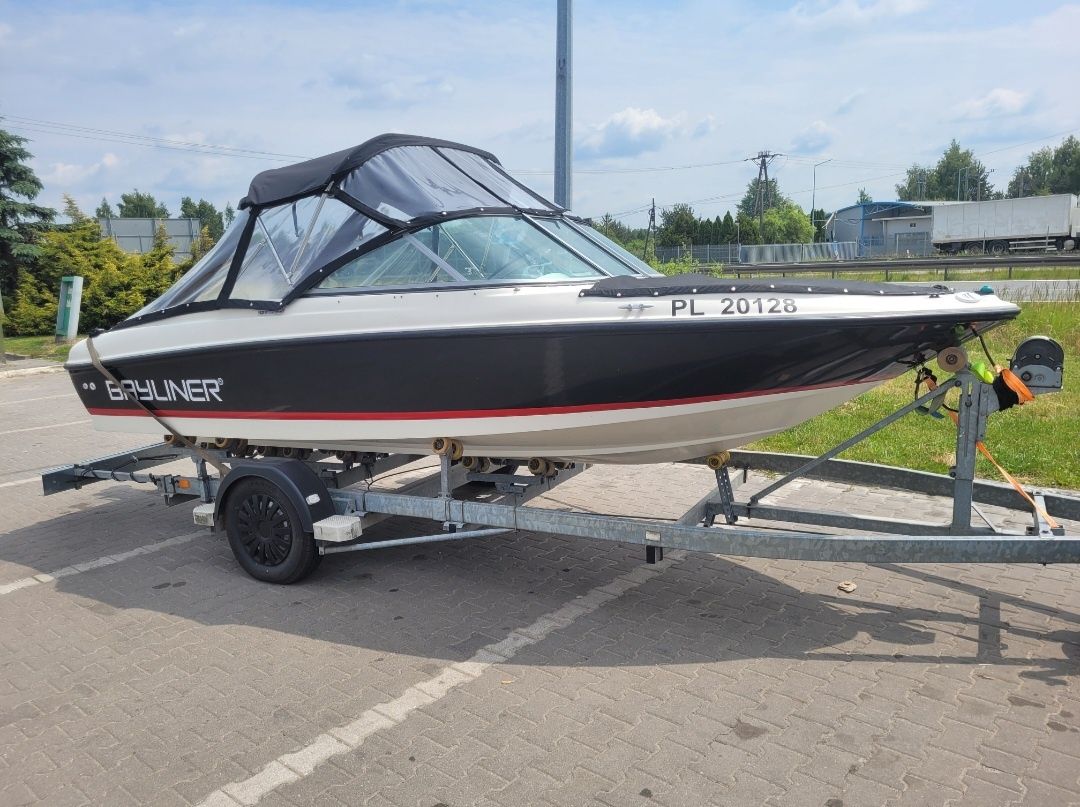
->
235, 493, 293, 566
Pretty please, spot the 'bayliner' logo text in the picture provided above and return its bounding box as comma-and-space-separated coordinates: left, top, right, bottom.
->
106, 378, 223, 403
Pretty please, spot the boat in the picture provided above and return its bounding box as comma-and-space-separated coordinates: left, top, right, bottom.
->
65, 134, 1020, 465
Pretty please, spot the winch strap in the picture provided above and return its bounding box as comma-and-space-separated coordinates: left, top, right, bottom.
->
925, 374, 1059, 530
86, 336, 229, 477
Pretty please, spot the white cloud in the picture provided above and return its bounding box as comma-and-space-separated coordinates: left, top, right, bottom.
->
41, 153, 119, 186
0, 22, 12, 42
955, 88, 1032, 120
791, 121, 835, 154
788, 0, 931, 28
2, 2, 1072, 226
577, 108, 702, 160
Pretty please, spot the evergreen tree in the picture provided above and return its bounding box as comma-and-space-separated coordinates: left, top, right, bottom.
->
718, 211, 736, 244
223, 202, 236, 227
857, 188, 872, 204
0, 125, 56, 301
737, 177, 785, 218
95, 197, 116, 219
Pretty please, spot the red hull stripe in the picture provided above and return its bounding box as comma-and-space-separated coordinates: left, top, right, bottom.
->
86, 377, 885, 421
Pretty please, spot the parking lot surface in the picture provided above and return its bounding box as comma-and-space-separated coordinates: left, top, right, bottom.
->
1, 371, 1078, 807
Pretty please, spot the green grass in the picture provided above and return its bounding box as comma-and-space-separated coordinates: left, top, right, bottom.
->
2, 335, 78, 363
749, 302, 1080, 489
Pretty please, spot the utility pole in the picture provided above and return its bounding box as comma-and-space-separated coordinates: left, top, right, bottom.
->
811, 158, 832, 241
957, 166, 970, 201
554, 0, 573, 209
642, 198, 656, 260
751, 150, 780, 233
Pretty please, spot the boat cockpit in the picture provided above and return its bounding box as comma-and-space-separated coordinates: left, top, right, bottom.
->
124, 135, 658, 330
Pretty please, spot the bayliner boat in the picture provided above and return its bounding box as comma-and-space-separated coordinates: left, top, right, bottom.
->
66, 134, 1019, 464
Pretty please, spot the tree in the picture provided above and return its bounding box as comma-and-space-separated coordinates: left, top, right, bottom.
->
656, 203, 698, 248
180, 196, 224, 240
735, 212, 760, 245
737, 177, 785, 219
223, 202, 236, 227
4, 197, 183, 335
95, 197, 116, 219
117, 189, 169, 218
718, 211, 736, 244
810, 207, 828, 242
188, 225, 215, 262
1006, 136, 1080, 197
761, 202, 814, 244
896, 140, 994, 201
857, 188, 872, 204
0, 125, 56, 302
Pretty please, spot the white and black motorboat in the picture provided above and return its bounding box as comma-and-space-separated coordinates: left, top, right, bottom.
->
66, 134, 1020, 464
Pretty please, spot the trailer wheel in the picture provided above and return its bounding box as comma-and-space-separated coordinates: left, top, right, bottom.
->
988, 241, 1008, 256
224, 478, 321, 584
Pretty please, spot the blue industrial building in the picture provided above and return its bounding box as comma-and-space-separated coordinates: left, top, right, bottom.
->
825, 201, 937, 257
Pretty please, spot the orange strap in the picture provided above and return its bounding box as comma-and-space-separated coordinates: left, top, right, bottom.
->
926, 374, 1059, 530
998, 367, 1035, 404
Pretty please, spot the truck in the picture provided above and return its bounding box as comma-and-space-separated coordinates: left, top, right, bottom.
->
932, 193, 1080, 255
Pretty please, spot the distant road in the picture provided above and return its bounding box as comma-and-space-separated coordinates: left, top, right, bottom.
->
728, 253, 1080, 273
917, 278, 1080, 301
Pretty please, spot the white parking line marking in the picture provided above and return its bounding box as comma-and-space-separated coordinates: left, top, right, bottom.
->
0, 532, 201, 597
0, 393, 74, 406
0, 477, 38, 489
0, 420, 89, 436
196, 549, 687, 807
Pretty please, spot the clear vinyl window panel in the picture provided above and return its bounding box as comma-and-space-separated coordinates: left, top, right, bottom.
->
574, 223, 661, 276
130, 211, 249, 317
439, 148, 558, 212
318, 215, 604, 290
533, 218, 640, 276
230, 198, 387, 302
318, 239, 456, 288
340, 146, 504, 223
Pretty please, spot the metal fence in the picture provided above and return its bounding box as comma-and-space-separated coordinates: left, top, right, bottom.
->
98, 217, 202, 260
655, 242, 859, 265
654, 244, 742, 264
859, 232, 934, 259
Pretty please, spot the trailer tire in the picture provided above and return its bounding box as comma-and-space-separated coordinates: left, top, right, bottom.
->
224, 477, 320, 584
988, 241, 1008, 256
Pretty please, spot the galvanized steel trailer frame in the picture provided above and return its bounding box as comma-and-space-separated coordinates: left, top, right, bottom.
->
40, 370, 1080, 569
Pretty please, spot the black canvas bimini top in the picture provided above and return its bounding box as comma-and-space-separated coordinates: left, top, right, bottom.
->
239, 134, 500, 209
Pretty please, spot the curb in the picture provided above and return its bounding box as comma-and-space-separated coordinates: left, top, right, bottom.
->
0, 365, 66, 379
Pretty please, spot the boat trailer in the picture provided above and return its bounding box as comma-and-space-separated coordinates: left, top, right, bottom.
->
41, 352, 1080, 582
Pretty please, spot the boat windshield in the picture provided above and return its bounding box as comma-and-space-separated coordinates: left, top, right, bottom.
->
317, 215, 630, 290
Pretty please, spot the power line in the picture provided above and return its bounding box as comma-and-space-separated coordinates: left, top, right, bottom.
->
2, 114, 308, 161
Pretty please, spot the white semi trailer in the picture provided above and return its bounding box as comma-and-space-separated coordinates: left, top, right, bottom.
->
932, 194, 1080, 255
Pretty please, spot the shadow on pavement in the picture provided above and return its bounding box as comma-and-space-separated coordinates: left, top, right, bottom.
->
3, 489, 1078, 685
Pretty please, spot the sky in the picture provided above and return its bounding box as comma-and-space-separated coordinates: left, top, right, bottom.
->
2, 0, 1078, 228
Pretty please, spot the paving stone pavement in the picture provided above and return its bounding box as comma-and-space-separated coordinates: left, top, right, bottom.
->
1, 373, 1078, 807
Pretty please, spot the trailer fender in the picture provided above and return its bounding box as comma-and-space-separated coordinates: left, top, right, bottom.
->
214, 458, 335, 533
